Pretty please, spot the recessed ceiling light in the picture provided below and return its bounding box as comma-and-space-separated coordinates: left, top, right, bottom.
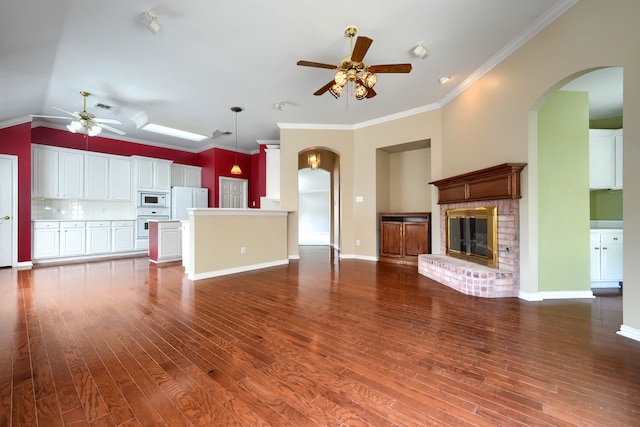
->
141, 123, 209, 141
439, 76, 451, 84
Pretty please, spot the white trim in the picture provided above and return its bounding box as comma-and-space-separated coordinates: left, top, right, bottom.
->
16, 261, 33, 269
518, 291, 543, 301
190, 208, 287, 217
0, 116, 31, 129
617, 325, 640, 343
288, 254, 301, 260
538, 290, 596, 300
352, 103, 441, 129
339, 254, 378, 262
277, 123, 354, 131
187, 259, 289, 280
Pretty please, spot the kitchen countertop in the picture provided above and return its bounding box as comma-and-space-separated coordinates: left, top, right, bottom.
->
32, 219, 136, 222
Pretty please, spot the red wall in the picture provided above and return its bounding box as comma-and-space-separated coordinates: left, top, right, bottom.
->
197, 147, 253, 208
0, 122, 32, 263
31, 127, 199, 165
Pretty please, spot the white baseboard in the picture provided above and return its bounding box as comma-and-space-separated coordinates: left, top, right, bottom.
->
15, 261, 33, 269
288, 254, 300, 260
188, 259, 289, 280
617, 325, 640, 343
339, 253, 378, 262
520, 290, 595, 301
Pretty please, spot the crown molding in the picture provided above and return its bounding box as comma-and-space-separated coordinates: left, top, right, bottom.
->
0, 116, 31, 129
353, 103, 441, 129
439, 0, 578, 107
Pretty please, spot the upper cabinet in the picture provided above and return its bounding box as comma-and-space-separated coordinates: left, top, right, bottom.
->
171, 163, 202, 188
32, 145, 84, 199
589, 129, 623, 190
133, 156, 172, 191
85, 153, 132, 201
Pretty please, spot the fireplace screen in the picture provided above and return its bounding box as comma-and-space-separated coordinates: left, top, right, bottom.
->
446, 206, 498, 268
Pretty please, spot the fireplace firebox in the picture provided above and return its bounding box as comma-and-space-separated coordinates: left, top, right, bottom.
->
446, 206, 498, 268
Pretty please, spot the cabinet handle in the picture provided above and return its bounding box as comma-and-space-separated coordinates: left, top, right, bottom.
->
594, 247, 600, 250
613, 237, 618, 240
603, 247, 607, 250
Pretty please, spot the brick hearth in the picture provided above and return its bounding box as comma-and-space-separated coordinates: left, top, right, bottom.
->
418, 199, 520, 298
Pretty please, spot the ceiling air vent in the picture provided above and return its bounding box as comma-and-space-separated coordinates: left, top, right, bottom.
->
95, 103, 113, 110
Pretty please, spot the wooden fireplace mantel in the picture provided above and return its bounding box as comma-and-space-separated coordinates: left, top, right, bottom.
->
429, 163, 527, 204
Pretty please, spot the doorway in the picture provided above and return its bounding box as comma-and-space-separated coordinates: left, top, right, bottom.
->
0, 155, 17, 267
298, 168, 330, 245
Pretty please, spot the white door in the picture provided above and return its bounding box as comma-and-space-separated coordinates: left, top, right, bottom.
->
219, 177, 247, 208
0, 156, 16, 266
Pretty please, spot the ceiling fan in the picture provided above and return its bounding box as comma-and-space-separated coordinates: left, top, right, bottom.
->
32, 91, 126, 136
297, 26, 412, 100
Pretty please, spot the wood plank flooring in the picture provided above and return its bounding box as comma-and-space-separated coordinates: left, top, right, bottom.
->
1, 246, 639, 426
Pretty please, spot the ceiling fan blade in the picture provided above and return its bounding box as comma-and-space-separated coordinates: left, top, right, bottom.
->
313, 80, 336, 96
93, 118, 122, 125
52, 106, 80, 117
367, 63, 413, 73
366, 87, 377, 99
351, 36, 373, 63
99, 124, 126, 136
297, 60, 337, 70
30, 114, 70, 120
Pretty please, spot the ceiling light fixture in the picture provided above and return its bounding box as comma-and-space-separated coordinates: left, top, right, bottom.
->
308, 153, 321, 171
413, 43, 429, 59
140, 11, 160, 34
439, 76, 451, 84
230, 106, 243, 175
329, 26, 378, 100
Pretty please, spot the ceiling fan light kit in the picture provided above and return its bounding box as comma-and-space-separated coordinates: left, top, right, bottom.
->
297, 25, 411, 100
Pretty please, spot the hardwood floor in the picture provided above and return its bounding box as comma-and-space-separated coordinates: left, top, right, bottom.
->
2, 246, 639, 426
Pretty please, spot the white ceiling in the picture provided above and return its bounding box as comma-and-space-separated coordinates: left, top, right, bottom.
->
2, 0, 618, 154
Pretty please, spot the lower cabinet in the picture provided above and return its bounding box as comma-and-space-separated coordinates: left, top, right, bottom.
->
149, 220, 182, 263
379, 213, 431, 265
590, 229, 623, 287
33, 220, 139, 262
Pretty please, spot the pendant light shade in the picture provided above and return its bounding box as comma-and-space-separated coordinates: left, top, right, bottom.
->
230, 106, 243, 175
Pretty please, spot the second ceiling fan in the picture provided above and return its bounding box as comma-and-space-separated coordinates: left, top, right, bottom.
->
297, 26, 412, 100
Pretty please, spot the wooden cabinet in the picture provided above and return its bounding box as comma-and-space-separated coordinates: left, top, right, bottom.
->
171, 164, 202, 188
379, 213, 431, 265
589, 129, 623, 189
591, 229, 623, 288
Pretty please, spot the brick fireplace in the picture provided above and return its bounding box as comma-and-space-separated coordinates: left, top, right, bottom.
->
418, 163, 526, 298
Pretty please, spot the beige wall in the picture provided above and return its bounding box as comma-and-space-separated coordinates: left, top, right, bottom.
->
193, 213, 288, 274
279, 0, 640, 333
389, 148, 431, 212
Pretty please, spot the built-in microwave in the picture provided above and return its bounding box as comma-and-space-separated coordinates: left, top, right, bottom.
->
139, 192, 167, 208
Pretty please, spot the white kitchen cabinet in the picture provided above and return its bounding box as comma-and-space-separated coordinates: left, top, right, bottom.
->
149, 220, 181, 263
86, 221, 111, 254
32, 146, 59, 198
171, 163, 202, 188
109, 156, 132, 201
85, 154, 109, 200
60, 222, 86, 257
589, 129, 623, 189
59, 150, 84, 199
33, 222, 60, 259
265, 144, 280, 200
133, 156, 172, 191
112, 221, 135, 252
591, 229, 623, 288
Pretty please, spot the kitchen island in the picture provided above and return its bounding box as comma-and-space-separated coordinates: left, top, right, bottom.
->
182, 208, 289, 280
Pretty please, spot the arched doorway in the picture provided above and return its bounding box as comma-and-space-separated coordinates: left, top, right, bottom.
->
297, 148, 340, 251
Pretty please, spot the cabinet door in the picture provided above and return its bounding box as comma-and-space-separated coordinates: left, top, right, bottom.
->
589, 132, 615, 189
32, 146, 59, 198
380, 221, 403, 257
590, 232, 601, 282
59, 151, 84, 198
112, 226, 134, 252
33, 228, 59, 258
160, 227, 182, 258
85, 154, 109, 200
171, 164, 185, 187
135, 158, 154, 189
86, 224, 111, 254
183, 165, 202, 188
600, 231, 623, 281
614, 133, 623, 189
154, 161, 172, 191
403, 222, 429, 257
60, 227, 86, 256
109, 157, 132, 201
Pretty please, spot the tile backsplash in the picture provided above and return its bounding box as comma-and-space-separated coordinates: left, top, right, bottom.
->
32, 198, 136, 220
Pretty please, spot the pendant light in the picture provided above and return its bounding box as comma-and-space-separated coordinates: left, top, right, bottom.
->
230, 106, 243, 175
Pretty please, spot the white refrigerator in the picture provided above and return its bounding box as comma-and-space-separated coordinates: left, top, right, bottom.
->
171, 186, 208, 220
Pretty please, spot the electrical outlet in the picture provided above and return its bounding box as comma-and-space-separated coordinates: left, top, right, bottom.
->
356, 240, 360, 246
240, 246, 246, 255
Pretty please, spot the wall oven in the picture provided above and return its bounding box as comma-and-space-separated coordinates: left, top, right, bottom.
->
139, 192, 168, 208
136, 208, 169, 239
